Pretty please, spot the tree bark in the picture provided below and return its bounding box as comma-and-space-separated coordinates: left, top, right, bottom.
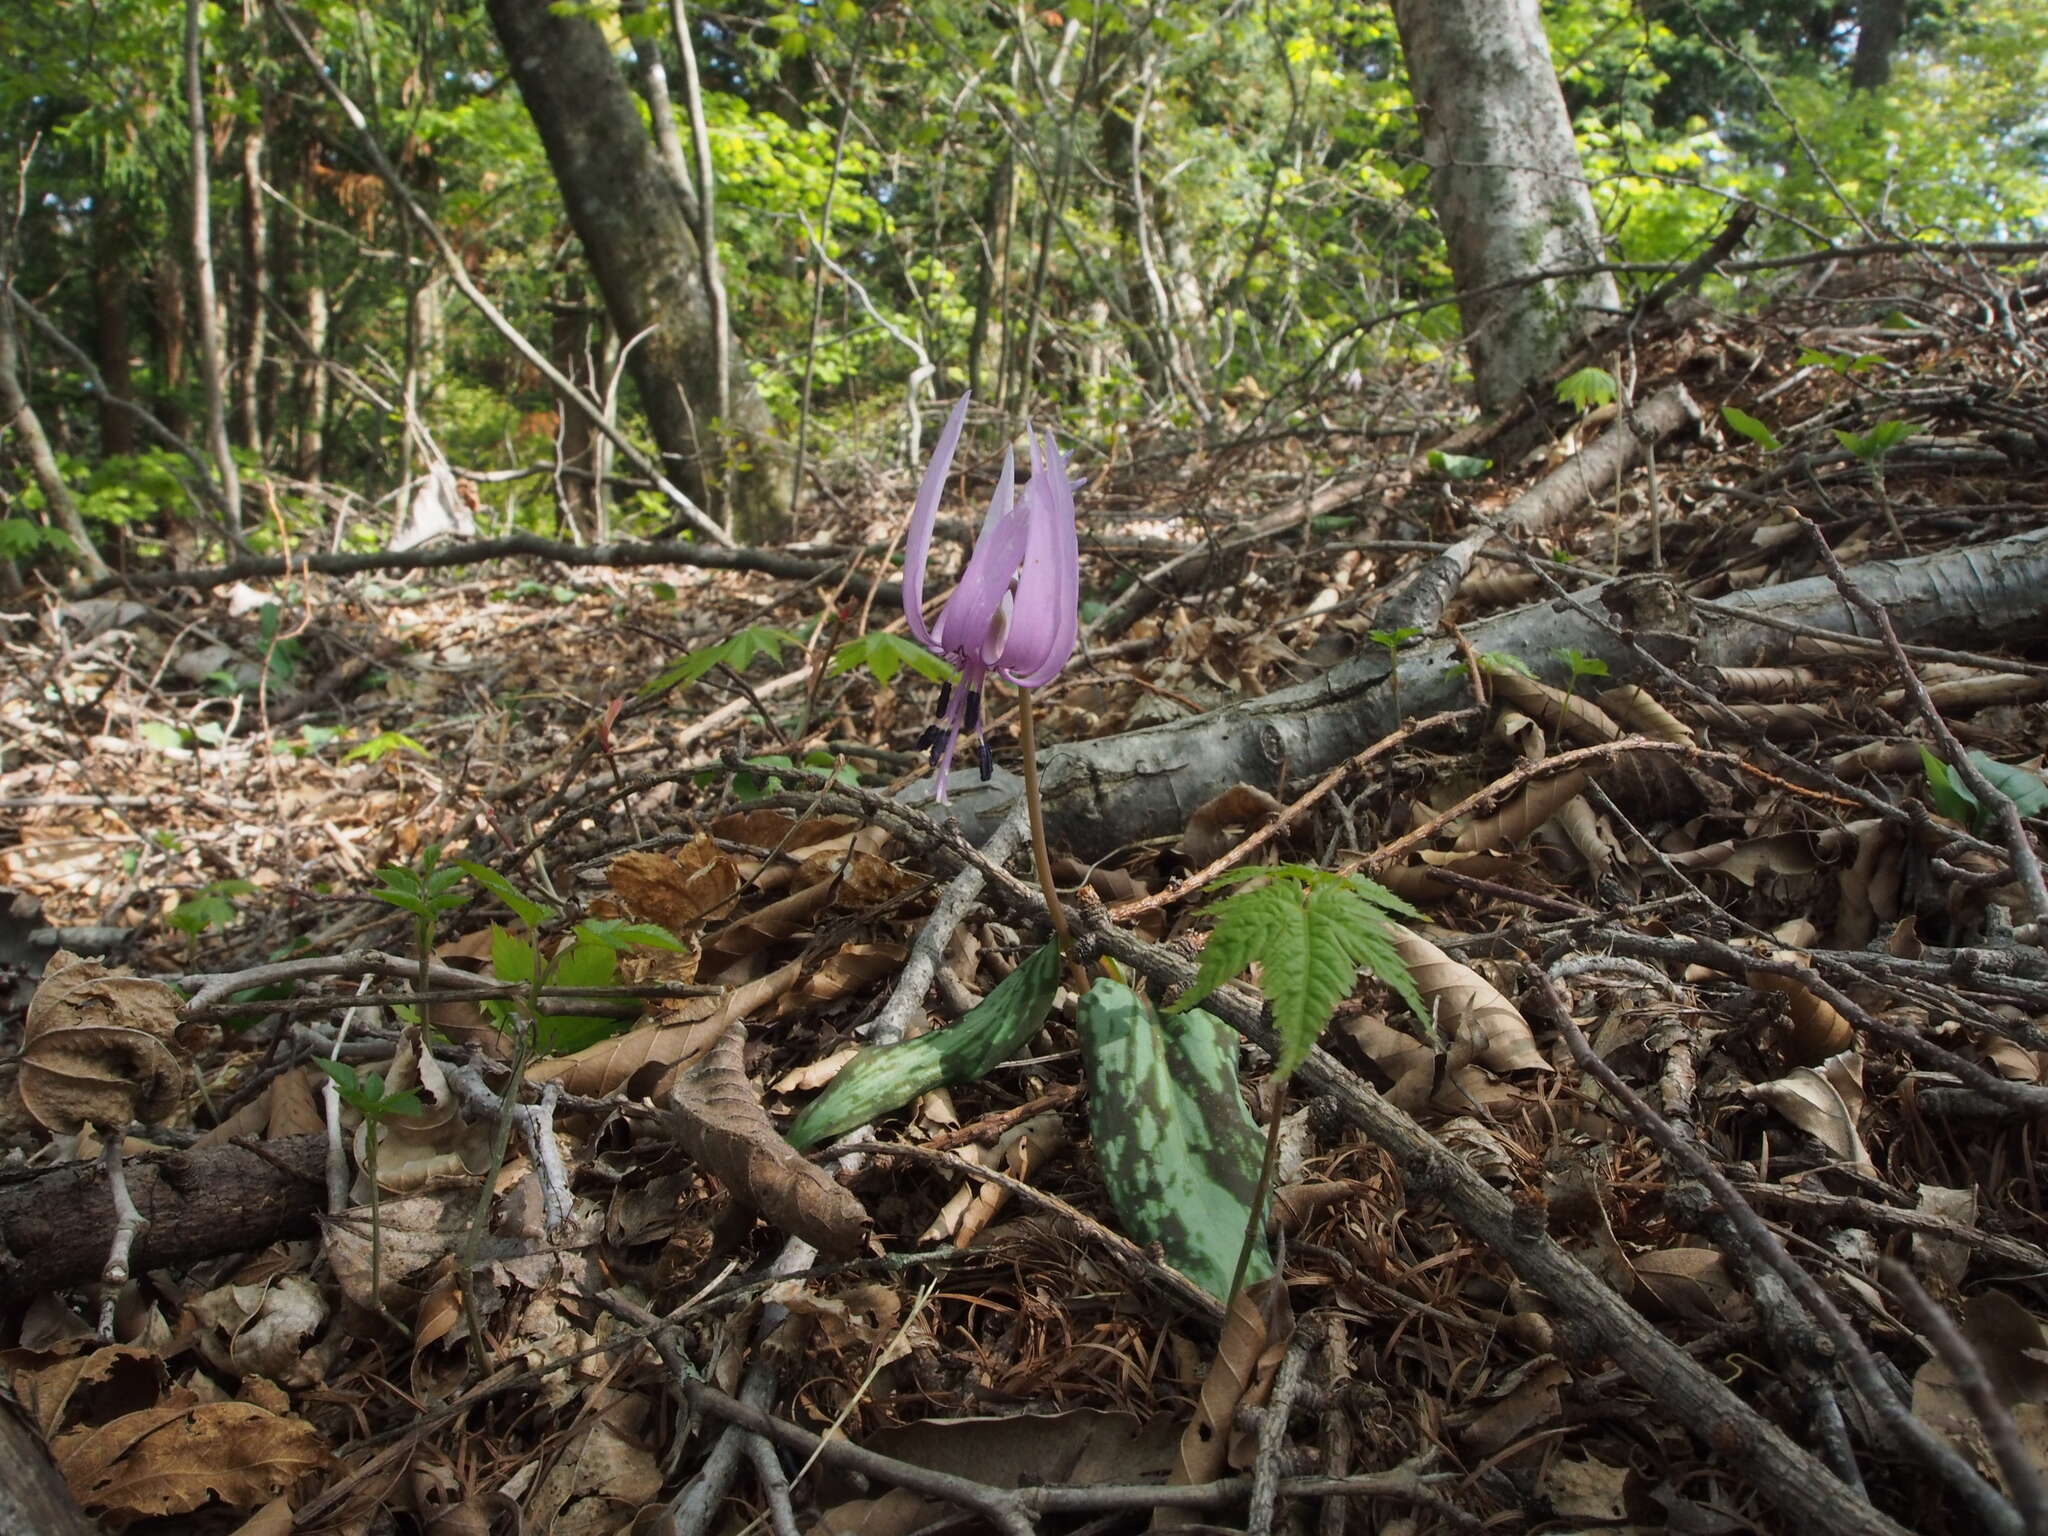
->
484, 0, 791, 540
0, 1135, 326, 1303
184, 0, 242, 531
1390, 0, 1620, 412
0, 280, 111, 580
90, 208, 136, 458
1851, 0, 1908, 91
238, 125, 270, 454
1010, 524, 2048, 858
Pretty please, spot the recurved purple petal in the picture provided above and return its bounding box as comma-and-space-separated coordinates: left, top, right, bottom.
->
932, 447, 1027, 659
903, 394, 972, 649
999, 430, 1080, 688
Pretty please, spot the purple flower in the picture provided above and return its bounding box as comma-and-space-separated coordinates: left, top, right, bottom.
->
903, 394, 1079, 800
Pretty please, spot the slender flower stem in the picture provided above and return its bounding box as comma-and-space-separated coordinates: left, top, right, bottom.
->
1016, 688, 1070, 947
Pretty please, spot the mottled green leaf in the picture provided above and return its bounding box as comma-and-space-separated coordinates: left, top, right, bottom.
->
1079, 978, 1271, 1301
784, 939, 1062, 1150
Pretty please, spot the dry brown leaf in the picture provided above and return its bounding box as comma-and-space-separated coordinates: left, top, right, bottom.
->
606, 836, 741, 931
772, 1043, 862, 1095
922, 1112, 1067, 1247
1539, 1454, 1631, 1521
1157, 1277, 1291, 1528
771, 943, 908, 1020
1746, 959, 1853, 1063
1712, 665, 1821, 700
1746, 1053, 1873, 1173
188, 1275, 330, 1387
1669, 833, 1818, 887
1632, 1247, 1740, 1320
17, 952, 186, 1132
667, 1021, 869, 1257
761, 1280, 906, 1357
1912, 1185, 1978, 1289
1386, 925, 1550, 1074
2, 1344, 168, 1439
1178, 785, 1287, 866
700, 880, 836, 968
1596, 684, 1695, 743
1460, 1358, 1570, 1456
55, 1394, 330, 1520
1452, 768, 1591, 852
224, 1496, 296, 1536
1486, 672, 1623, 744
530, 956, 804, 1097
1340, 1011, 1437, 1113
524, 1399, 662, 1536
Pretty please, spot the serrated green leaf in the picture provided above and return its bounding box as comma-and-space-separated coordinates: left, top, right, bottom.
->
1721, 405, 1782, 453
784, 939, 1062, 1150
1556, 366, 1618, 412
574, 918, 688, 954
1079, 978, 1272, 1301
490, 925, 537, 987
829, 631, 958, 687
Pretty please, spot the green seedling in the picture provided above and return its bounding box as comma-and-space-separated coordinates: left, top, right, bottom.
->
1367, 626, 1423, 716
1722, 405, 1782, 453
313, 1058, 423, 1323
1835, 419, 1919, 549
1556, 646, 1610, 700
1556, 367, 1618, 413
1166, 865, 1421, 1303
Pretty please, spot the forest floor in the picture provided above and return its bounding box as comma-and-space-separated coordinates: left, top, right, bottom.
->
4, 263, 2048, 1536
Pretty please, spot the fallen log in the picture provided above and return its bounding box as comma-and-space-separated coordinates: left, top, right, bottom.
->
992, 525, 2048, 856
0, 1134, 326, 1302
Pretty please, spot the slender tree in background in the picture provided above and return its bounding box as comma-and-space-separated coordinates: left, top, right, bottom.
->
1391, 0, 1620, 412
484, 0, 791, 541
1852, 0, 1910, 90
184, 0, 242, 532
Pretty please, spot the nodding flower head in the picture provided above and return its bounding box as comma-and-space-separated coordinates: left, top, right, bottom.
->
903, 393, 1079, 801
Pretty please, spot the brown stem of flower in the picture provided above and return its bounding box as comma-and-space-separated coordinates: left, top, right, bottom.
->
1017, 688, 1071, 948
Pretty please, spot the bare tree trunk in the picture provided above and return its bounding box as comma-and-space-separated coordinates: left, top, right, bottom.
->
485, 0, 790, 541
549, 286, 599, 537
0, 289, 111, 580
966, 151, 1014, 400
91, 209, 136, 457
1390, 0, 1619, 412
1851, 0, 1908, 90
298, 279, 328, 481
184, 0, 242, 531
238, 125, 270, 454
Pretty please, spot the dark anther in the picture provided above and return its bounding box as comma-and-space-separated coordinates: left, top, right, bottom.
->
962, 688, 981, 734
977, 739, 995, 781
934, 680, 953, 717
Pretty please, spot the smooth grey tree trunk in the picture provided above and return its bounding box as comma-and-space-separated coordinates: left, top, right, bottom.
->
485, 0, 791, 541
1390, 0, 1620, 412
981, 525, 2048, 858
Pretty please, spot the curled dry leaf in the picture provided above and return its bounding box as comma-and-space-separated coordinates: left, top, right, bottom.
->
1452, 767, 1591, 852
922, 1111, 1068, 1247
1745, 957, 1853, 1064
16, 951, 185, 1132
1538, 1454, 1631, 1521
188, 1275, 331, 1387
1596, 684, 1695, 743
1156, 1277, 1291, 1529
525, 1398, 663, 1536
1711, 665, 1821, 700
606, 834, 741, 932
1912, 1184, 1978, 1290
355, 1030, 493, 1196
667, 1021, 870, 1257
3, 1344, 168, 1439
529, 955, 804, 1098
769, 941, 907, 1020
1746, 1052, 1874, 1175
1177, 784, 1287, 867
1486, 671, 1623, 745
54, 1393, 330, 1521
1386, 924, 1550, 1074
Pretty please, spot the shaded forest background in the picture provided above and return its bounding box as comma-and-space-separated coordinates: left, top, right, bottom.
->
5, 0, 2044, 568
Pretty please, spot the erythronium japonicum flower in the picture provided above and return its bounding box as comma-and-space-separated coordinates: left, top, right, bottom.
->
904, 394, 1080, 801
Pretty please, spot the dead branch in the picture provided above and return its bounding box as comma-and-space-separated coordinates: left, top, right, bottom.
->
0, 1135, 326, 1302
